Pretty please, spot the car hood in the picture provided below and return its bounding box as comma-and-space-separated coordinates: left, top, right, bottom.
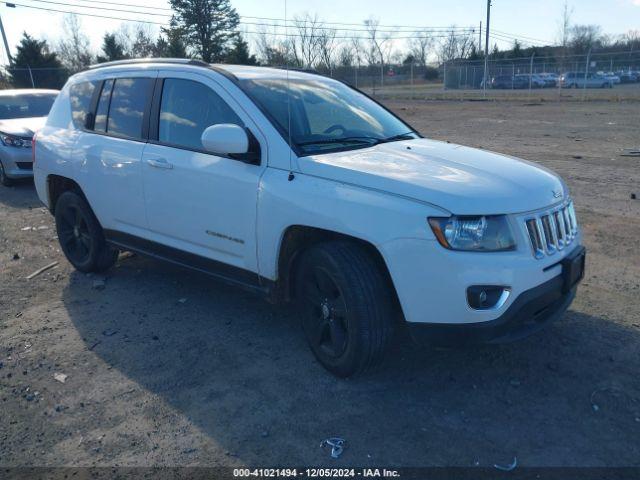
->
297, 138, 566, 215
0, 117, 46, 138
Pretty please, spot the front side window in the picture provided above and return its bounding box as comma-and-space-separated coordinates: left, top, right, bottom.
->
0, 93, 57, 120
158, 78, 243, 151
105, 77, 153, 139
240, 77, 417, 155
69, 81, 98, 128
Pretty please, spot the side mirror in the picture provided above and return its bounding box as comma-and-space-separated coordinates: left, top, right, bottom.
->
201, 124, 249, 155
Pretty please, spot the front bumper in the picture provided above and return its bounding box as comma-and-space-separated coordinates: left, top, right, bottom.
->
0, 145, 33, 179
380, 204, 585, 332
407, 270, 578, 346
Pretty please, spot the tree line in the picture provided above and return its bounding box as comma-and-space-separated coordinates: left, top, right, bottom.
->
1, 0, 639, 89
3, 0, 256, 88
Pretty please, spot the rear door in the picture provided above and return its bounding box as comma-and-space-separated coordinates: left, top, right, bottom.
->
74, 71, 157, 234
141, 70, 267, 275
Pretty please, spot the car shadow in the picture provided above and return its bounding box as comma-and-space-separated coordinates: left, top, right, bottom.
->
62, 254, 640, 467
0, 179, 41, 209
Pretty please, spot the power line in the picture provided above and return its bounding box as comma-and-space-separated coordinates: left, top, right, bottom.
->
492, 29, 550, 45
2, 0, 554, 49
15, 0, 478, 35
47, 0, 481, 30
0, 1, 482, 40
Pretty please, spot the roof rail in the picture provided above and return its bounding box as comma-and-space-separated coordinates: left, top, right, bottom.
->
88, 58, 209, 70
271, 65, 321, 75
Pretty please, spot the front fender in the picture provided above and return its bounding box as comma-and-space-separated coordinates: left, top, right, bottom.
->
256, 168, 447, 280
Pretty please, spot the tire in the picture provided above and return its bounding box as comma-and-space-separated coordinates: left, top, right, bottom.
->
54, 191, 119, 273
0, 161, 13, 187
296, 241, 395, 377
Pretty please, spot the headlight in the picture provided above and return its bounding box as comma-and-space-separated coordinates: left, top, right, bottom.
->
428, 215, 516, 251
0, 133, 28, 148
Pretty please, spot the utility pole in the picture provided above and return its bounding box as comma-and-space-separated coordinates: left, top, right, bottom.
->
483, 0, 492, 95
479, 21, 482, 55
0, 12, 12, 66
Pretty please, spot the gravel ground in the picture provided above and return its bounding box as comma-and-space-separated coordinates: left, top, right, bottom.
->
1, 99, 639, 468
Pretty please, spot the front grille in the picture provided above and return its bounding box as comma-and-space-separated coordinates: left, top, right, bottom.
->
525, 201, 578, 259
16, 162, 33, 170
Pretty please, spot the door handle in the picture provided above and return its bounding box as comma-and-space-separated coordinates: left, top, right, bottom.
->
146, 157, 173, 169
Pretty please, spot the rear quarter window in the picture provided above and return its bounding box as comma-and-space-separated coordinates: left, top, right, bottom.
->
69, 81, 99, 129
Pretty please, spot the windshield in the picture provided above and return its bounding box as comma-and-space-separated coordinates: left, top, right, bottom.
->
239, 77, 418, 155
0, 93, 57, 120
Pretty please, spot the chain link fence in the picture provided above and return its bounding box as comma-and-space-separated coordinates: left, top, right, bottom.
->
325, 51, 640, 101
2, 51, 640, 101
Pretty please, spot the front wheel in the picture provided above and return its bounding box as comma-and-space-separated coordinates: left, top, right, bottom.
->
55, 191, 119, 273
296, 241, 395, 377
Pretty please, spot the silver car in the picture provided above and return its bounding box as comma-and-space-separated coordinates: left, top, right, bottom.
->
0, 89, 59, 186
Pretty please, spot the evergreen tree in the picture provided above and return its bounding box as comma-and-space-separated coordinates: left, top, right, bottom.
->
225, 34, 258, 65
168, 0, 240, 62
156, 28, 188, 58
96, 33, 128, 63
511, 39, 523, 58
10, 32, 66, 88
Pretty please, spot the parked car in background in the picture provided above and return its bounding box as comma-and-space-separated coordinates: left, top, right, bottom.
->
616, 71, 638, 84
600, 72, 621, 84
489, 75, 514, 89
539, 73, 559, 87
513, 74, 536, 88
0, 89, 59, 186
524, 74, 546, 88
33, 59, 585, 377
560, 72, 613, 88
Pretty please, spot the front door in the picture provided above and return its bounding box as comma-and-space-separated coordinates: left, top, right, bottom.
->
141, 71, 266, 275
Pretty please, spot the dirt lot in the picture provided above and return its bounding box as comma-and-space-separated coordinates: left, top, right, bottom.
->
1, 99, 639, 468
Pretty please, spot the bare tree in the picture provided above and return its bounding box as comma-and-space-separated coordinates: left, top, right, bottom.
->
437, 27, 475, 63
437, 29, 459, 63
623, 30, 640, 50
57, 15, 93, 73
557, 0, 573, 49
570, 24, 603, 53
255, 26, 294, 66
293, 13, 322, 68
408, 30, 434, 66
317, 27, 337, 71
364, 17, 391, 85
556, 1, 573, 70
350, 37, 364, 68
337, 43, 354, 67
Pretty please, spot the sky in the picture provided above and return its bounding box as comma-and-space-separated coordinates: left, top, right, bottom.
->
1, 0, 639, 65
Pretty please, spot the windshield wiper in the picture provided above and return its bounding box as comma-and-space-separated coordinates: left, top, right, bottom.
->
375, 132, 417, 144
297, 136, 382, 147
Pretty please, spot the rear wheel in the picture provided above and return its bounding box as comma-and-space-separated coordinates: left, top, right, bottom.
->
0, 161, 13, 186
296, 241, 394, 377
55, 191, 118, 273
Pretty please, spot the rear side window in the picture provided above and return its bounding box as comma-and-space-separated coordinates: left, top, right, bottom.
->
69, 81, 98, 128
158, 78, 242, 151
105, 78, 153, 140
94, 79, 113, 133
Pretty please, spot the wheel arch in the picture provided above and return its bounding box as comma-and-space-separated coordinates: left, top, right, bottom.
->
274, 225, 401, 313
47, 175, 87, 214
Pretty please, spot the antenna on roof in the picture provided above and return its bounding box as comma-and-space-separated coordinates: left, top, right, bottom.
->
285, 0, 294, 180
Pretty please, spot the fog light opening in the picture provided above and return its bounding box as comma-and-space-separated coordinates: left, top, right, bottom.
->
467, 286, 511, 310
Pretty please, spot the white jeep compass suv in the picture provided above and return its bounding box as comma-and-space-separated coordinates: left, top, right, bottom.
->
34, 59, 585, 377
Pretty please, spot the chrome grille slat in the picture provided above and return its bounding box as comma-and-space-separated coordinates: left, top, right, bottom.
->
562, 208, 572, 241
525, 201, 578, 259
541, 215, 557, 254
